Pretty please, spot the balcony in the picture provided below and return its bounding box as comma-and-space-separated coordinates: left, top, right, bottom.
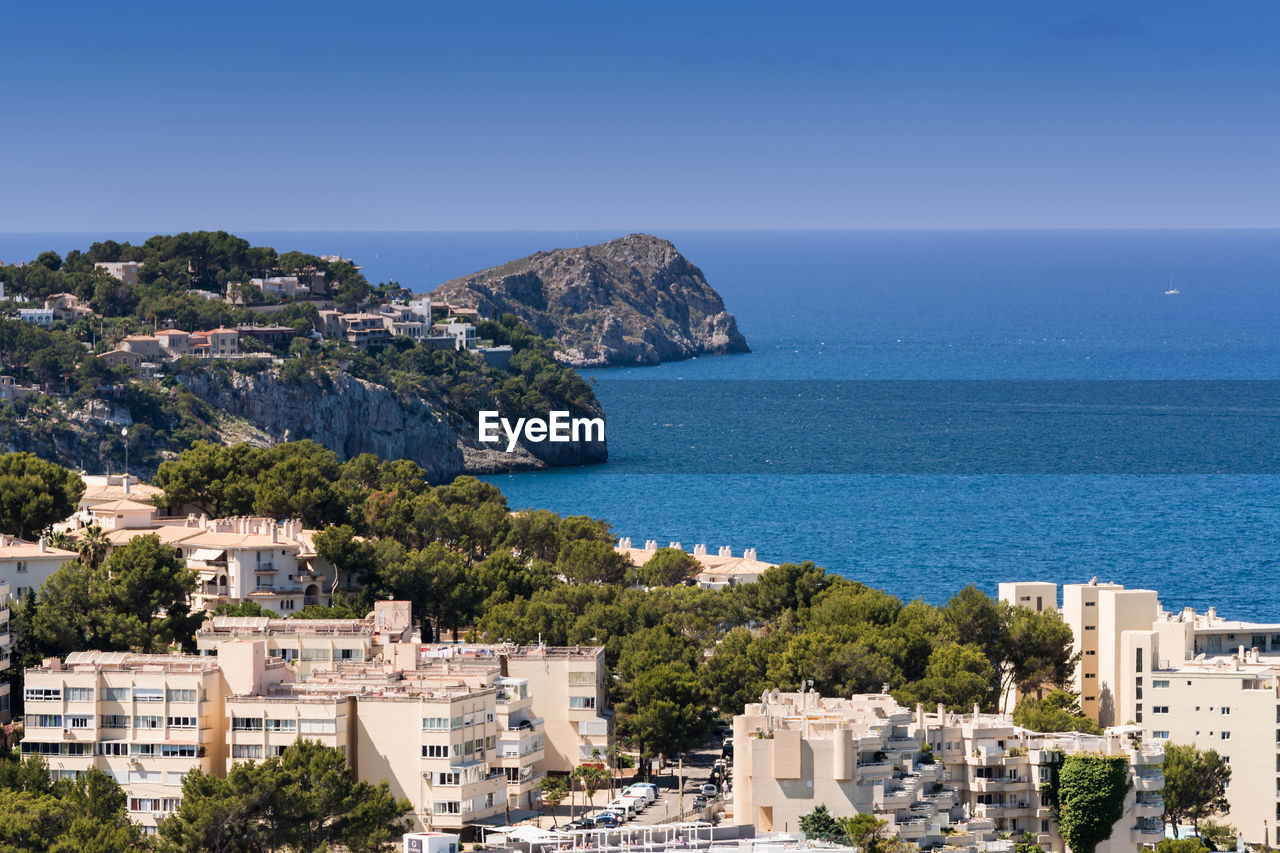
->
895, 819, 927, 840
254, 563, 277, 574
1133, 821, 1164, 842
856, 761, 893, 780
1134, 773, 1163, 792
1134, 796, 1163, 817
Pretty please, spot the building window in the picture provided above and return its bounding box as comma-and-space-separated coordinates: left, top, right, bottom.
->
167, 689, 197, 703
1153, 731, 1170, 739
569, 696, 596, 710
232, 717, 263, 732
436, 772, 460, 786
68, 715, 91, 728
161, 744, 197, 758
300, 649, 330, 662
24, 687, 61, 702
265, 719, 296, 733
423, 717, 451, 732
1222, 707, 1231, 715
423, 744, 448, 758
1221, 732, 1231, 740
135, 688, 164, 703
1153, 680, 1169, 688
30, 714, 62, 728
132, 743, 157, 756
232, 744, 263, 760
167, 716, 197, 728
433, 801, 461, 815
97, 741, 129, 756
300, 719, 336, 735
136, 715, 163, 729
66, 687, 94, 702
102, 687, 130, 702
15, 562, 26, 574
568, 671, 596, 685
99, 715, 130, 729
22, 741, 62, 756
1151, 706, 1169, 715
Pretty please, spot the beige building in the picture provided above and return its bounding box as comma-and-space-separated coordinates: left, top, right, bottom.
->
20, 642, 293, 833
734, 690, 1163, 853
617, 539, 776, 589
0, 535, 77, 601
121, 334, 162, 357
95, 261, 142, 285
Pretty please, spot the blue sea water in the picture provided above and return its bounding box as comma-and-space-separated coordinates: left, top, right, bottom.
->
4, 230, 1280, 618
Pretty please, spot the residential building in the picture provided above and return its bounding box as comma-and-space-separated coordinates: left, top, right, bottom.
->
74, 474, 163, 515
189, 327, 239, 357
249, 276, 309, 298
1058, 582, 1158, 725
236, 325, 294, 346
0, 536, 77, 601
440, 321, 477, 350
121, 334, 162, 358
617, 539, 776, 589
340, 313, 393, 348
195, 600, 413, 676
154, 329, 193, 356
17, 308, 53, 326
94, 261, 142, 285
0, 376, 38, 402
19, 642, 293, 833
44, 293, 91, 322
733, 690, 1163, 853
997, 582, 1057, 615
99, 348, 144, 370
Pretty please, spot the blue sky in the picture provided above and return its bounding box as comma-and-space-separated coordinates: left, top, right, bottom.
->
1, 1, 1277, 230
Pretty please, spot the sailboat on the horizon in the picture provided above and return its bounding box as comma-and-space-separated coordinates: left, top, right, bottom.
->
1165, 275, 1180, 295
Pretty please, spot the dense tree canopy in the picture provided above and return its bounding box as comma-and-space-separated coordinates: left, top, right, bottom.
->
159, 739, 410, 853
0, 452, 84, 539
1163, 743, 1232, 837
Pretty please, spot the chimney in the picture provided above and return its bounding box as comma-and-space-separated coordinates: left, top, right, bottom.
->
123, 478, 130, 495
694, 543, 706, 556
38, 537, 47, 553
499, 653, 509, 678
271, 525, 278, 544
669, 541, 681, 550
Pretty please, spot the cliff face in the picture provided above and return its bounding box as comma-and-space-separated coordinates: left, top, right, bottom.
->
176, 368, 606, 480
430, 234, 750, 367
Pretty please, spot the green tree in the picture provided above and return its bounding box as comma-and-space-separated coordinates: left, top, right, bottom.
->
638, 548, 700, 587
1053, 755, 1132, 853
1163, 743, 1231, 838
75, 524, 109, 571
97, 534, 199, 651
537, 775, 570, 827
1012, 691, 1102, 735
1156, 840, 1209, 853
997, 602, 1077, 707
799, 805, 842, 841
0, 453, 84, 539
622, 663, 711, 760
557, 539, 631, 585
839, 813, 890, 852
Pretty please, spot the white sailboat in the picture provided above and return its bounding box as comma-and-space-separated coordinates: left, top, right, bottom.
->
1165, 275, 1179, 295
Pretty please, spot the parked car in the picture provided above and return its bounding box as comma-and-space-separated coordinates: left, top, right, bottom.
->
692, 795, 708, 809
593, 813, 620, 828
700, 783, 718, 797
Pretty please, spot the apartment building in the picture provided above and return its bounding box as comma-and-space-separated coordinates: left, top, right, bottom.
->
492, 676, 547, 812
80, 514, 339, 614
20, 641, 293, 832
0, 535, 77, 601
195, 600, 413, 676
734, 691, 1163, 853
499, 644, 612, 773
617, 539, 776, 590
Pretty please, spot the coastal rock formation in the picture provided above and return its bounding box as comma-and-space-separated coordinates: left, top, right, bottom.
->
177, 368, 605, 480
431, 234, 750, 367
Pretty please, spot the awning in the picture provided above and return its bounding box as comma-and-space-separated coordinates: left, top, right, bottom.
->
189, 548, 226, 561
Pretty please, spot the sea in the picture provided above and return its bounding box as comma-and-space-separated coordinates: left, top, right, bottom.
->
4, 229, 1280, 619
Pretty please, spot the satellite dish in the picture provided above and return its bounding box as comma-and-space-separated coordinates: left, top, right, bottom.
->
1194, 653, 1206, 662
770, 688, 780, 701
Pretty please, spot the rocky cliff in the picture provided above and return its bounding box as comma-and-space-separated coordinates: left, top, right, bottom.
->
430, 234, 750, 367
176, 368, 606, 479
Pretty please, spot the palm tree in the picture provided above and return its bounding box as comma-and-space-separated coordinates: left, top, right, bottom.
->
44, 530, 75, 552
77, 524, 109, 571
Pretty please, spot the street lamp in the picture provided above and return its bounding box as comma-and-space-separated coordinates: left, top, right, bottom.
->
121, 427, 129, 478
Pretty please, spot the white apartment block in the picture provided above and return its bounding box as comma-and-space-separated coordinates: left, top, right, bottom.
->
198, 614, 611, 776
734, 691, 1163, 853
74, 513, 341, 615
0, 536, 78, 602
20, 641, 293, 832
1009, 579, 1280, 844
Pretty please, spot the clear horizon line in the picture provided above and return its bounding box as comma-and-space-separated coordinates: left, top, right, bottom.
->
3, 225, 1280, 235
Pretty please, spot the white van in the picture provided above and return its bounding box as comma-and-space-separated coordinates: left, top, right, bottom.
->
623, 784, 656, 805
605, 799, 638, 819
